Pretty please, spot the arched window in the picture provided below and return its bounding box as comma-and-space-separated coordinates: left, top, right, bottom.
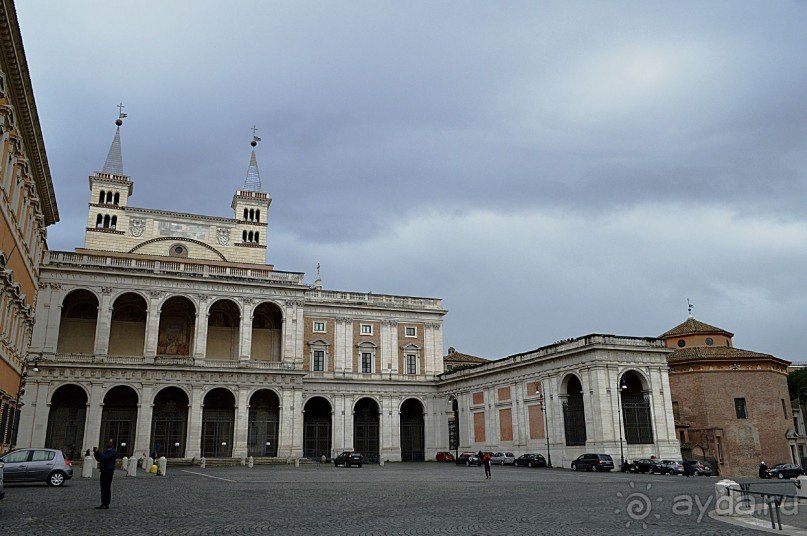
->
103, 215, 111, 228
96, 214, 103, 227
242, 230, 247, 242
249, 209, 254, 222
114, 192, 120, 205
248, 231, 253, 242
256, 210, 260, 222
99, 190, 106, 204
110, 216, 117, 229
254, 232, 259, 243
243, 208, 248, 220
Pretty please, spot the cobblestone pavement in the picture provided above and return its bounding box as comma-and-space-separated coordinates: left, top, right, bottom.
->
0, 463, 790, 535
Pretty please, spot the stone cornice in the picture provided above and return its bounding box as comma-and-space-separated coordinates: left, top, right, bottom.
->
0, 0, 58, 225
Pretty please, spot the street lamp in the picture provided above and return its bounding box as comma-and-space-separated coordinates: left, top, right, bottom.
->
538, 384, 552, 468
617, 374, 628, 471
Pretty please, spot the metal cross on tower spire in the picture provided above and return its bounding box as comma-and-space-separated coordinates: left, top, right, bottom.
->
102, 104, 126, 175
243, 126, 263, 191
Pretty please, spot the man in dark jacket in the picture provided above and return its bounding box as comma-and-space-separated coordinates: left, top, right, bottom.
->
93, 439, 118, 509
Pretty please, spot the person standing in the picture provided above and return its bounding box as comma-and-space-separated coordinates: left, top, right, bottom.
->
482, 452, 492, 479
759, 461, 768, 479
93, 439, 118, 509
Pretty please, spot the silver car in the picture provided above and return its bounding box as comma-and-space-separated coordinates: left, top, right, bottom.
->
0, 448, 73, 487
491, 452, 515, 465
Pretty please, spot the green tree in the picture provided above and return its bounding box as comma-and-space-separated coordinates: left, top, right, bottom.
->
787, 368, 807, 402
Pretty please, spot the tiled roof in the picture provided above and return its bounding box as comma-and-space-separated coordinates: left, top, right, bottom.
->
660, 317, 733, 339
667, 345, 776, 363
444, 350, 489, 364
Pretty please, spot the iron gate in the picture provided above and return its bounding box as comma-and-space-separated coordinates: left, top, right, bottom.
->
562, 397, 587, 447
100, 408, 137, 458
201, 409, 234, 457
622, 394, 653, 444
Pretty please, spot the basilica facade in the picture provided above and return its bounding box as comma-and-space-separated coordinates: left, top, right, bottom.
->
16, 120, 681, 465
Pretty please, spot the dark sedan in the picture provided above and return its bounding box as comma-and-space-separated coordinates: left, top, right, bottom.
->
629, 458, 660, 474
766, 464, 804, 479
513, 454, 546, 468
333, 451, 364, 468
455, 452, 481, 466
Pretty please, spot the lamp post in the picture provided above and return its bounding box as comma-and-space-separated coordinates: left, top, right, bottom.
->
538, 384, 552, 468
617, 374, 627, 471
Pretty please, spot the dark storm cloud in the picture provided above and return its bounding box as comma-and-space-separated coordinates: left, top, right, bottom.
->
15, 1, 807, 361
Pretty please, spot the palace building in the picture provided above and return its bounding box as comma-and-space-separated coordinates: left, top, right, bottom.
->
0, 0, 59, 454
14, 117, 682, 466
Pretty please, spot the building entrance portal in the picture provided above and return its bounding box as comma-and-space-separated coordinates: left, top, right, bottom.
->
562, 375, 587, 447
99, 386, 139, 458
353, 398, 379, 463
400, 398, 424, 461
45, 385, 87, 456
303, 397, 332, 459
151, 387, 189, 458
248, 390, 279, 457
201, 389, 235, 457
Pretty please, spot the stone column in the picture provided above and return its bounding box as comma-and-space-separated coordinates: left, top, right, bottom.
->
424, 323, 435, 375
185, 385, 205, 459
388, 321, 399, 374
143, 292, 162, 360
42, 287, 64, 354
93, 288, 114, 356
82, 382, 105, 451
432, 322, 444, 374
238, 300, 254, 362
133, 384, 154, 458
30, 283, 52, 351
193, 297, 210, 360
19, 380, 50, 447
513, 381, 526, 448
290, 387, 304, 457
232, 388, 250, 458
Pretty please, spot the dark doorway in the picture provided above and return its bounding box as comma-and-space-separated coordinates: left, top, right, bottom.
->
151, 387, 189, 458
303, 397, 332, 459
99, 386, 139, 458
45, 385, 88, 457
353, 398, 379, 463
201, 389, 235, 457
563, 375, 587, 447
621, 371, 653, 444
248, 390, 280, 457
400, 398, 424, 461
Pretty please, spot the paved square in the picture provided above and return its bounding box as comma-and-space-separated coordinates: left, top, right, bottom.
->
0, 463, 786, 535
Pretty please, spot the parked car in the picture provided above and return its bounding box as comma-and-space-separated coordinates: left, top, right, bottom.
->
455, 452, 481, 466
628, 458, 660, 474
513, 454, 546, 468
491, 452, 515, 466
571, 453, 614, 472
766, 464, 804, 479
435, 451, 455, 462
655, 460, 685, 475
0, 448, 73, 487
692, 460, 712, 476
333, 451, 364, 468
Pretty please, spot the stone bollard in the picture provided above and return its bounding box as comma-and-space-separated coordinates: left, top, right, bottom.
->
82, 454, 94, 478
295, 457, 300, 468
127, 456, 138, 477
796, 475, 807, 499
121, 456, 129, 471
380, 459, 385, 467
714, 479, 751, 517
157, 456, 167, 476
320, 454, 326, 465
241, 455, 246, 466
145, 456, 154, 472
248, 456, 254, 468
200, 457, 206, 469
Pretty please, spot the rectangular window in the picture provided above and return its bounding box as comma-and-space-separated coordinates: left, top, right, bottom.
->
671, 401, 680, 422
406, 354, 416, 374
405, 326, 416, 337
734, 398, 747, 419
313, 321, 325, 333
362, 352, 372, 373
360, 324, 372, 335
782, 399, 788, 419
313, 350, 324, 371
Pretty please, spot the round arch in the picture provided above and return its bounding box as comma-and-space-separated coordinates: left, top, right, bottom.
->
353, 397, 380, 463
57, 289, 99, 354
100, 385, 140, 458
251, 301, 283, 362
207, 299, 241, 360
619, 370, 654, 446
157, 296, 196, 356
248, 389, 280, 457
45, 384, 88, 458
109, 292, 148, 357
201, 388, 236, 457
561, 374, 587, 447
151, 386, 190, 458
303, 396, 332, 459
400, 398, 425, 461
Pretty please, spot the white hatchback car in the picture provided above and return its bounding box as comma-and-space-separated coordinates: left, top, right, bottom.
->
491, 452, 515, 465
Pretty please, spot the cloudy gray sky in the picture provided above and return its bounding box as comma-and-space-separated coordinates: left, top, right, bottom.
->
16, 1, 807, 362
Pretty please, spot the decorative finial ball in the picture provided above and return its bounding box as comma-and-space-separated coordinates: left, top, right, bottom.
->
115, 118, 123, 126
251, 140, 257, 147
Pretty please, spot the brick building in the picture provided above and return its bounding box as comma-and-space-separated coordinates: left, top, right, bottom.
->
662, 315, 792, 476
